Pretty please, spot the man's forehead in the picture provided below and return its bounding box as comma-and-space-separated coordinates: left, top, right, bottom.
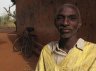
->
58, 6, 78, 15
56, 14, 77, 17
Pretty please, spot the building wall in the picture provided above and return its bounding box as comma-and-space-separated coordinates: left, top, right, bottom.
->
16, 0, 96, 70
17, 0, 96, 44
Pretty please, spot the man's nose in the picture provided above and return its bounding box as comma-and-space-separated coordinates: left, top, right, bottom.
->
63, 17, 69, 25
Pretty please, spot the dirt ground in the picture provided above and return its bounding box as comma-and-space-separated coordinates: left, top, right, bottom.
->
0, 32, 38, 71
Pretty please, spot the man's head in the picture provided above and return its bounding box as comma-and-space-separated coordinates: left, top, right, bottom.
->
55, 4, 82, 39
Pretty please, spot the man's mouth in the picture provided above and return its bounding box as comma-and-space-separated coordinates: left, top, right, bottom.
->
59, 27, 71, 32
59, 27, 72, 34
58, 25, 72, 33
63, 29, 71, 32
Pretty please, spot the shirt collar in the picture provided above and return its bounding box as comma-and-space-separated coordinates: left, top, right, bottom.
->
48, 38, 85, 53
75, 38, 85, 51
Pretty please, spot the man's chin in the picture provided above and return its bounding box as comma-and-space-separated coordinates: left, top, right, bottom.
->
61, 34, 72, 39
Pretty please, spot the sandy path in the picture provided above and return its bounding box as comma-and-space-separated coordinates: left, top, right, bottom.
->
0, 33, 38, 71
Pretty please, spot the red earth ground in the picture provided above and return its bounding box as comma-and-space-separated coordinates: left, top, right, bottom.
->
0, 31, 38, 71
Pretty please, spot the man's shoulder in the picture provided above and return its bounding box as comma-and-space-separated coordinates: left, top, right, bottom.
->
85, 40, 96, 47
84, 40, 96, 53
42, 41, 58, 52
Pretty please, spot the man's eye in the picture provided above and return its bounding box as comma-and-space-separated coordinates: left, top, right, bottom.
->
68, 15, 77, 20
56, 15, 65, 20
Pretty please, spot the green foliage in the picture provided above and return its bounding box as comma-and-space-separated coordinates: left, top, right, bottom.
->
0, 14, 16, 27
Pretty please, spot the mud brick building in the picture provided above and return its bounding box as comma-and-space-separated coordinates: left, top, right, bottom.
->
16, 0, 96, 70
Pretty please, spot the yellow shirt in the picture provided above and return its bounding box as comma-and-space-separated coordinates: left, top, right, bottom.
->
35, 39, 96, 71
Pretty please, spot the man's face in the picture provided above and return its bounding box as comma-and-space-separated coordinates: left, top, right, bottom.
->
55, 6, 81, 38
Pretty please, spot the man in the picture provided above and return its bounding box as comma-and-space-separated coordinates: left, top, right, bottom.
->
35, 3, 96, 71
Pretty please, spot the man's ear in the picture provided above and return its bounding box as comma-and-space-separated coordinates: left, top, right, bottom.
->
79, 23, 82, 26
77, 23, 82, 30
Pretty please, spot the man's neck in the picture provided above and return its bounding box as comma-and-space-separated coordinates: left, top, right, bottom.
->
59, 35, 79, 52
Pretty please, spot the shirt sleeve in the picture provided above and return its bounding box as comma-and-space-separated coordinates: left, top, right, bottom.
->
35, 49, 45, 71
